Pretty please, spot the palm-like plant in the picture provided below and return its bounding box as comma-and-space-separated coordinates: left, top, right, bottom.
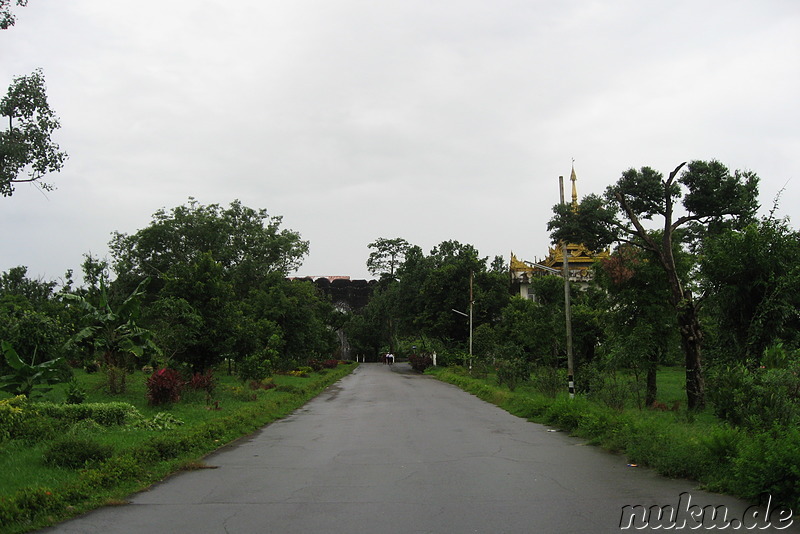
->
0, 341, 63, 397
64, 278, 159, 393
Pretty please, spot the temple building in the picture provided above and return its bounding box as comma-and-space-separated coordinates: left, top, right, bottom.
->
510, 166, 609, 300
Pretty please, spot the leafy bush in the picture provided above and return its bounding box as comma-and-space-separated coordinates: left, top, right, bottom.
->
248, 378, 276, 391
67, 419, 105, 436
43, 437, 114, 468
0, 395, 30, 441
322, 359, 339, 369
64, 380, 87, 404
495, 357, 529, 391
275, 383, 302, 394
133, 412, 185, 431
145, 434, 195, 460
186, 370, 216, 396
146, 368, 184, 406
0, 486, 62, 527
408, 352, 433, 373
731, 426, 800, 510
237, 352, 273, 382
33, 401, 142, 426
15, 415, 63, 443
530, 365, 564, 398
586, 370, 636, 410
80, 454, 143, 488
0, 341, 65, 398
707, 364, 800, 428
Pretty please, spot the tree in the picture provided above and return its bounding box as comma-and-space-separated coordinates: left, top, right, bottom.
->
1, 0, 28, 30
700, 216, 800, 364
1, 68, 67, 196
549, 160, 759, 409
110, 198, 308, 297
0, 266, 69, 368
158, 252, 236, 372
594, 243, 682, 406
393, 240, 509, 348
367, 237, 410, 279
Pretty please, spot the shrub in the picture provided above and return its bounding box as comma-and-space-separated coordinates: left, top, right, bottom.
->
64, 380, 87, 404
80, 454, 144, 488
15, 416, 63, 443
707, 364, 800, 428
322, 359, 340, 369
146, 368, 184, 406
43, 437, 114, 468
145, 434, 194, 460
67, 419, 105, 436
248, 379, 276, 391
275, 383, 302, 394
530, 366, 565, 398
186, 370, 216, 396
237, 352, 273, 382
133, 412, 185, 431
495, 357, 529, 391
0, 486, 62, 527
731, 426, 800, 510
408, 352, 433, 373
33, 402, 142, 426
0, 395, 30, 441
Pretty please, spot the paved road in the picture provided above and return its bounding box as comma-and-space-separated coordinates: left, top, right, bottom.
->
42, 363, 797, 533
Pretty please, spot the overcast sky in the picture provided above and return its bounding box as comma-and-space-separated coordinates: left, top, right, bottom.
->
2, 1, 798, 284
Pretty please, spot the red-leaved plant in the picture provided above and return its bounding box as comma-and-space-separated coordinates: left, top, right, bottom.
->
146, 368, 183, 406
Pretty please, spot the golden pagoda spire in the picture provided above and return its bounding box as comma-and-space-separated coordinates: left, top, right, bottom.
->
570, 162, 578, 211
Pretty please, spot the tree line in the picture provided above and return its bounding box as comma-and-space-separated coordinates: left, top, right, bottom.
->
1, 199, 339, 396
347, 160, 800, 420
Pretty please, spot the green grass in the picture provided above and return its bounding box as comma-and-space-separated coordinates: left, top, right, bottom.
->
0, 363, 357, 533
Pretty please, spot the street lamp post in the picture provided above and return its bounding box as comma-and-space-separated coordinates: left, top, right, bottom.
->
451, 307, 472, 371
522, 258, 575, 399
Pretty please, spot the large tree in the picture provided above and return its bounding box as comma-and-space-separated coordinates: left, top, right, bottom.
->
394, 240, 509, 345
367, 237, 410, 279
1, 68, 67, 196
549, 160, 759, 409
110, 198, 308, 297
700, 216, 800, 364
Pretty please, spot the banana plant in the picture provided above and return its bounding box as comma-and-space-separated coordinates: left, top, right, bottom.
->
63, 278, 160, 393
0, 341, 63, 397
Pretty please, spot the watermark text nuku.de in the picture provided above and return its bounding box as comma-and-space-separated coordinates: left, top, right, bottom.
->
619, 493, 794, 530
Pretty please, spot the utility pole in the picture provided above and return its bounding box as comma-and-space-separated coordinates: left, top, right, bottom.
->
451, 271, 474, 372
469, 270, 473, 372
559, 175, 575, 398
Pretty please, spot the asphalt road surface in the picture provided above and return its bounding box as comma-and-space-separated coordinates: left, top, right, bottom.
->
41, 363, 798, 533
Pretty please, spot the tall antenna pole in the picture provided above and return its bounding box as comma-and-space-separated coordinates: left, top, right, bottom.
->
559, 175, 575, 398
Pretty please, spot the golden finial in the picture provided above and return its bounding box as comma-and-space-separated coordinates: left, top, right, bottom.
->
570, 160, 578, 211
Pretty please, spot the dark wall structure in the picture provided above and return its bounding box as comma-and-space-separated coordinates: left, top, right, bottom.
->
291, 277, 378, 361
312, 278, 377, 312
